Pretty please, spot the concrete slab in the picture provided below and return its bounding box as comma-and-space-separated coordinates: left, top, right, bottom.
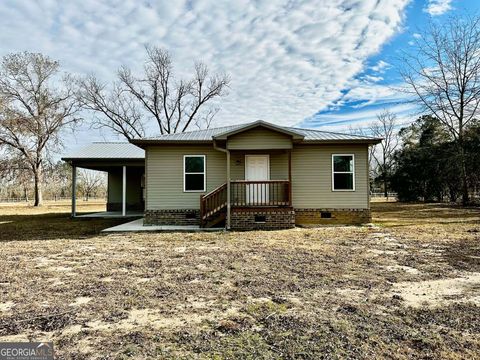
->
102, 218, 225, 232
76, 211, 143, 219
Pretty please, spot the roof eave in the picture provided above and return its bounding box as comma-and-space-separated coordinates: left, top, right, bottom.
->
61, 157, 145, 162
302, 138, 382, 145
130, 139, 214, 148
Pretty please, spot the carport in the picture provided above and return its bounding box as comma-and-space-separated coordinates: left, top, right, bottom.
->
62, 142, 145, 217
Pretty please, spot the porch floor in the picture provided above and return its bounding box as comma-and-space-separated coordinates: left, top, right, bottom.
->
76, 211, 144, 219
102, 218, 225, 232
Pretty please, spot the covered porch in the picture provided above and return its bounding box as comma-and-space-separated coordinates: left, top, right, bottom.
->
200, 150, 293, 228
62, 143, 145, 218
199, 122, 301, 229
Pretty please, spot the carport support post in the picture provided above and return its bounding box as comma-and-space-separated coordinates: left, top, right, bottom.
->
122, 166, 126, 217
71, 165, 77, 217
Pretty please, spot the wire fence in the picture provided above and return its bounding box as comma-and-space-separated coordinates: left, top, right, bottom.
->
370, 192, 398, 198
0, 197, 107, 203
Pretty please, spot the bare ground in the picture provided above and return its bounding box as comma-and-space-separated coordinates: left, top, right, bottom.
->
0, 201, 479, 359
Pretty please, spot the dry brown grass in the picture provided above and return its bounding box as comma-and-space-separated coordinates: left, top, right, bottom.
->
0, 202, 479, 359
0, 200, 124, 241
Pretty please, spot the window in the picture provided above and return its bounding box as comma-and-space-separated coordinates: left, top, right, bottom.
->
332, 154, 355, 191
184, 155, 206, 192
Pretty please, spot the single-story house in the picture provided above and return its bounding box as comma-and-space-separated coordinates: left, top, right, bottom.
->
63, 120, 381, 230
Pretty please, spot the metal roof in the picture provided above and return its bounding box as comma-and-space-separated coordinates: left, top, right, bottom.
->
131, 121, 380, 143
62, 142, 145, 161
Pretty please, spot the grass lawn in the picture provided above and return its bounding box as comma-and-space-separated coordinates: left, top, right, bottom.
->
0, 201, 479, 359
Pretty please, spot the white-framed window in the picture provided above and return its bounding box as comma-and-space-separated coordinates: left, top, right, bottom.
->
332, 154, 355, 191
183, 155, 206, 192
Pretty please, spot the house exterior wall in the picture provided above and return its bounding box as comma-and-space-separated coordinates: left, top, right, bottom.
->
143, 142, 371, 226
291, 144, 369, 209
145, 145, 226, 210
107, 167, 144, 211
226, 127, 293, 150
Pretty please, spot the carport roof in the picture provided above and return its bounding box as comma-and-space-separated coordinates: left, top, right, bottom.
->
62, 142, 145, 161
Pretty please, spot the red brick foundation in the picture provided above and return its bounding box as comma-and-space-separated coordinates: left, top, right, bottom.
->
144, 209, 200, 226
230, 207, 295, 231
295, 208, 371, 226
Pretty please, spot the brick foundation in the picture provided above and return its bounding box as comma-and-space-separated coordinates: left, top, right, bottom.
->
230, 207, 295, 231
144, 207, 370, 228
144, 209, 200, 226
295, 208, 371, 226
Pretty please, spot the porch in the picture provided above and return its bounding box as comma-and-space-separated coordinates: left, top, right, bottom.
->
62, 143, 145, 218
200, 149, 293, 228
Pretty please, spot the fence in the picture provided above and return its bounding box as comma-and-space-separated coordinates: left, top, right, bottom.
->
0, 197, 107, 203
370, 192, 397, 198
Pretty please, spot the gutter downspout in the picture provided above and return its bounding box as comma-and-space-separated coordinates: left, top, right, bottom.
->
213, 139, 231, 230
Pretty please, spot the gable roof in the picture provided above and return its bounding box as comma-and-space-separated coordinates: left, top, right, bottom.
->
213, 120, 305, 140
130, 120, 381, 146
62, 142, 145, 161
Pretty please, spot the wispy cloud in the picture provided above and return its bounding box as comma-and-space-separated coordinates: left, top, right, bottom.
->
424, 0, 453, 16
0, 0, 410, 145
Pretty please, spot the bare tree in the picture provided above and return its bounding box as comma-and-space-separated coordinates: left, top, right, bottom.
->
401, 15, 480, 205
79, 46, 230, 140
370, 110, 399, 198
348, 125, 377, 177
78, 169, 106, 201
0, 52, 81, 206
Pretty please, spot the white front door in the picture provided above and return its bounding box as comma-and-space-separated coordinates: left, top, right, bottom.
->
245, 155, 269, 204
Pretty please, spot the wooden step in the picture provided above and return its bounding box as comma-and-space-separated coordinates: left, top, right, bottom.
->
203, 212, 226, 228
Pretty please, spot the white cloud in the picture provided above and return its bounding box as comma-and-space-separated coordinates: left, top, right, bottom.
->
0, 0, 410, 149
424, 0, 453, 16
370, 60, 391, 73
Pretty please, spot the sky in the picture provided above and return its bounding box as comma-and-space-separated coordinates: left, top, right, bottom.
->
0, 0, 479, 154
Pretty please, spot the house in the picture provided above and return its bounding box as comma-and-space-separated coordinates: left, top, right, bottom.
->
63, 120, 381, 230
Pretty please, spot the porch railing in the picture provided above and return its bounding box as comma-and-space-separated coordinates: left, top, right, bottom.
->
200, 183, 227, 226
230, 180, 291, 207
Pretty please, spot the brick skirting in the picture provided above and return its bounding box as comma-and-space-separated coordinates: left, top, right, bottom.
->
144, 207, 370, 228
230, 207, 295, 231
295, 208, 371, 225
144, 209, 200, 226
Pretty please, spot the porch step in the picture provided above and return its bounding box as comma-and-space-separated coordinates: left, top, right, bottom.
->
204, 212, 226, 228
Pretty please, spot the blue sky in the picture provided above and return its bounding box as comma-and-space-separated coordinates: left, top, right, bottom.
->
0, 0, 478, 153
301, 0, 480, 131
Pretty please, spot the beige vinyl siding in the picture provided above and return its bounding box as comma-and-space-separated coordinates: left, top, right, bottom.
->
227, 127, 292, 150
146, 145, 226, 210
230, 151, 288, 180
291, 144, 369, 209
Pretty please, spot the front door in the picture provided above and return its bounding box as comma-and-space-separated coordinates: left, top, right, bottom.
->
245, 155, 269, 204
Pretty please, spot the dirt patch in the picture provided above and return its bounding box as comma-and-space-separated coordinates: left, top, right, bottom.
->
391, 272, 480, 308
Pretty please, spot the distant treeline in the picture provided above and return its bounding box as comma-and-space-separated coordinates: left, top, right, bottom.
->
386, 116, 480, 203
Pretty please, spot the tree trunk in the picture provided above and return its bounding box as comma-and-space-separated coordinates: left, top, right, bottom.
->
33, 164, 43, 207
459, 138, 469, 206
383, 170, 388, 198
383, 153, 388, 199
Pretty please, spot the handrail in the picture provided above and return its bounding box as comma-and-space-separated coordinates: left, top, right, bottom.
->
230, 180, 291, 207
200, 180, 291, 227
230, 180, 289, 183
200, 183, 227, 227
201, 183, 227, 199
